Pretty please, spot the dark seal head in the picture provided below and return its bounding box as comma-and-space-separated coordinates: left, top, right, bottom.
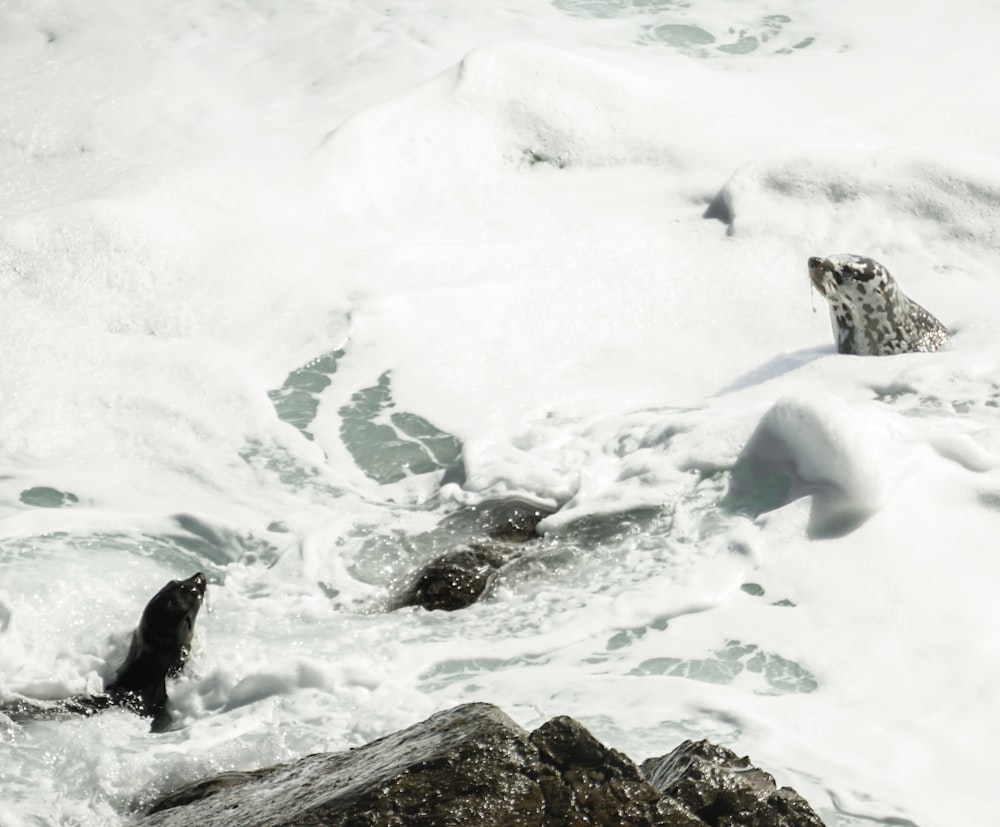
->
807, 254, 949, 355
105, 572, 207, 720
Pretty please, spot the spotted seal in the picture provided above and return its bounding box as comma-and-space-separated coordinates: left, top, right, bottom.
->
1, 572, 206, 730
807, 254, 949, 355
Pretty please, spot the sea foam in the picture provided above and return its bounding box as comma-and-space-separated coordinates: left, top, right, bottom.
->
3, 2, 1000, 826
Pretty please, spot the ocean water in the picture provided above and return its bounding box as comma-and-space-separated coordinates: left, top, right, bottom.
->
2, 1, 999, 824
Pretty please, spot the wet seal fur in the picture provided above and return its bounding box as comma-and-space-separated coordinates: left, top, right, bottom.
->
808, 254, 949, 355
1, 572, 206, 730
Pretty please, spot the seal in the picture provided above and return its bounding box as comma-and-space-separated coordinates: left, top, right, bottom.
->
1, 572, 206, 730
104, 571, 207, 720
807, 254, 949, 355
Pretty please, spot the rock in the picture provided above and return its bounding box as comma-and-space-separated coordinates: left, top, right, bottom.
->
641, 739, 826, 827
139, 703, 825, 827
529, 715, 668, 825
400, 543, 511, 611
140, 705, 649, 826
472, 498, 555, 542
399, 498, 556, 611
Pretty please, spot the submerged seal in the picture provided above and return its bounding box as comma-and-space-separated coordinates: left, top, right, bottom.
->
807, 254, 949, 355
1, 572, 206, 729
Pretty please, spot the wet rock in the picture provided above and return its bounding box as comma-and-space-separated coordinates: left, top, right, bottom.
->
142, 703, 658, 827
641, 739, 825, 827
472, 497, 555, 542
529, 715, 668, 825
400, 543, 512, 611
399, 498, 555, 611
139, 704, 825, 827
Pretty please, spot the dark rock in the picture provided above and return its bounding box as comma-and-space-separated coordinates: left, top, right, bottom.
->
399, 498, 556, 611
142, 704, 666, 827
431, 497, 554, 543
655, 796, 711, 827
400, 543, 511, 611
145, 704, 540, 825
475, 498, 555, 542
140, 704, 826, 827
641, 739, 825, 827
530, 716, 666, 825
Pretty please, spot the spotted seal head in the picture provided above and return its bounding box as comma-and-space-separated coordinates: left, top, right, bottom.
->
807, 254, 949, 356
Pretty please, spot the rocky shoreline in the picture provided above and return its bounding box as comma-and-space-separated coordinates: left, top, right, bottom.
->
139, 702, 825, 827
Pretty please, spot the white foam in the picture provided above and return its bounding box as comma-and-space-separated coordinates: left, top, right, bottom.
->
3, 2, 1000, 825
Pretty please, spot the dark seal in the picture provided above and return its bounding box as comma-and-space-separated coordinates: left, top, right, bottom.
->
808, 254, 949, 355
105, 571, 207, 719
1, 572, 206, 730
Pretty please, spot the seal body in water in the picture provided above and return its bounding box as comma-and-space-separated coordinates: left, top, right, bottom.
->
104, 571, 207, 719
807, 255, 949, 355
1, 572, 206, 729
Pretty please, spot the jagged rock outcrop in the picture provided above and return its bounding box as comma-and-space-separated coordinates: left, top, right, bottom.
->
641, 739, 826, 827
399, 498, 555, 611
139, 703, 825, 827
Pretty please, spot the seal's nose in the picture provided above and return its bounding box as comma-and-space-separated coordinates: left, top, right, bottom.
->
183, 572, 207, 597
807, 258, 830, 296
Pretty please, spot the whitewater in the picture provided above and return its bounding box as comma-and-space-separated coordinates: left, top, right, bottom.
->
1, 1, 999, 824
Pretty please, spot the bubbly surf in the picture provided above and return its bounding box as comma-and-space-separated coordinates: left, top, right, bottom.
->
2, 2, 1000, 825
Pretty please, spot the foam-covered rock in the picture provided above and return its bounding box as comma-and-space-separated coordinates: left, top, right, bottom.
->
726, 393, 887, 538
316, 41, 693, 243
709, 149, 1000, 254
